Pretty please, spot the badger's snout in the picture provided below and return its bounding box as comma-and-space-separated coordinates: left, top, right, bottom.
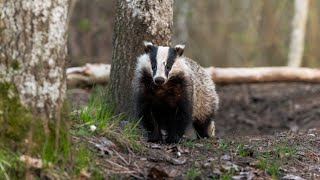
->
154, 77, 165, 85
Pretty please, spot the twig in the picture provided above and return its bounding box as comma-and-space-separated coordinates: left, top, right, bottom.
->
105, 159, 129, 171
107, 170, 144, 179
113, 150, 129, 165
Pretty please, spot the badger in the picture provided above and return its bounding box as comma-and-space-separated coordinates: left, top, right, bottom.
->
132, 41, 219, 143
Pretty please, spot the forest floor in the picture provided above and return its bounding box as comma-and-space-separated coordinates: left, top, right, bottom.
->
66, 83, 320, 179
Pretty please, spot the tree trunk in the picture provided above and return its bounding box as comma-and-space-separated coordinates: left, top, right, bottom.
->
173, 0, 189, 44
0, 0, 68, 147
109, 0, 173, 114
288, 0, 309, 67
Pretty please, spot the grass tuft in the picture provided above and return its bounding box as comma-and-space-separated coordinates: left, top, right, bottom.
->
236, 144, 252, 157
220, 169, 235, 180
0, 147, 25, 180
185, 165, 202, 180
71, 86, 143, 152
218, 139, 229, 152
257, 153, 281, 179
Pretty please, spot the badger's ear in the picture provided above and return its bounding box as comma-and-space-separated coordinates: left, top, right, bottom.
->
143, 41, 153, 53
175, 44, 185, 56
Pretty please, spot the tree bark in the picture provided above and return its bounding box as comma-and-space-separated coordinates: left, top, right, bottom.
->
109, 0, 173, 114
0, 0, 68, 143
288, 0, 309, 67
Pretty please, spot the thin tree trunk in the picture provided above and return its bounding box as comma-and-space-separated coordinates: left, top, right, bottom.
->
0, 0, 68, 149
288, 0, 309, 67
109, 0, 173, 114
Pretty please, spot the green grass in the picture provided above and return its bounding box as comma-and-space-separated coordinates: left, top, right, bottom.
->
71, 86, 143, 152
74, 144, 92, 174
182, 139, 197, 149
0, 148, 25, 180
0, 85, 143, 178
185, 165, 202, 180
67, 86, 145, 176
220, 169, 235, 180
257, 153, 281, 179
256, 142, 297, 179
218, 139, 229, 152
236, 144, 251, 157
0, 149, 11, 180
274, 144, 297, 159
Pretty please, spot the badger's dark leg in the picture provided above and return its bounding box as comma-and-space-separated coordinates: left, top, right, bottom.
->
165, 101, 192, 143
136, 96, 162, 142
193, 115, 215, 138
140, 109, 162, 142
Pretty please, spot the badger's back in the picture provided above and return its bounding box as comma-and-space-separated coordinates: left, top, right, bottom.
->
183, 58, 219, 121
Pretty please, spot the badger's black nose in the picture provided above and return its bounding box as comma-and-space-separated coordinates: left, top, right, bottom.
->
154, 77, 165, 85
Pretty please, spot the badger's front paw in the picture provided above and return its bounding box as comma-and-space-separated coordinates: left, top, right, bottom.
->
147, 132, 162, 143
165, 134, 181, 144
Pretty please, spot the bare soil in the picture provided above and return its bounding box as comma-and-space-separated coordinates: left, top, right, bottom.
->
215, 83, 320, 137
68, 83, 320, 179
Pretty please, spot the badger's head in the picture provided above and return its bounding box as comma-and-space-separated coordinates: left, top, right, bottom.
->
137, 41, 186, 85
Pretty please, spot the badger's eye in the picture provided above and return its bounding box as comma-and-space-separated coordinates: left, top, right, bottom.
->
152, 64, 156, 70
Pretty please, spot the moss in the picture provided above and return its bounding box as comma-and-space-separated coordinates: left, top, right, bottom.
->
0, 82, 73, 177
0, 82, 32, 151
77, 18, 90, 32
11, 60, 20, 70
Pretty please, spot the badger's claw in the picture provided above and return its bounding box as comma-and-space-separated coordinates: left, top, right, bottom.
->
165, 134, 181, 144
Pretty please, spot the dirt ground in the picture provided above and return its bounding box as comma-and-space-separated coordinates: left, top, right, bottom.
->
67, 83, 320, 179
215, 83, 320, 137
86, 129, 320, 179
68, 82, 320, 137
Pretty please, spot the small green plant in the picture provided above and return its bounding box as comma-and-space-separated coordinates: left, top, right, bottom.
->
182, 139, 196, 148
0, 149, 11, 180
0, 148, 25, 180
257, 154, 281, 179
185, 165, 202, 180
220, 169, 235, 180
275, 144, 297, 159
218, 139, 229, 152
74, 144, 92, 174
122, 118, 142, 151
236, 144, 250, 157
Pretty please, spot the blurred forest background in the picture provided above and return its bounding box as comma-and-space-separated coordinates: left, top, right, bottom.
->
67, 0, 320, 68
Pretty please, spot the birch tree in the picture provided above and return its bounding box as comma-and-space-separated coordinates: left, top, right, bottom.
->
109, 0, 173, 114
288, 0, 309, 67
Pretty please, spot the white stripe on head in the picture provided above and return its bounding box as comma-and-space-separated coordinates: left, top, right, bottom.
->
154, 46, 169, 80
135, 54, 152, 80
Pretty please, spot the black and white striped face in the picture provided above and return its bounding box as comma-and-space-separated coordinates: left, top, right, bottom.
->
144, 41, 185, 85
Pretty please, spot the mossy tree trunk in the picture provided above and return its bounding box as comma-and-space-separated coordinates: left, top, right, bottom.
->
0, 0, 68, 149
109, 0, 173, 115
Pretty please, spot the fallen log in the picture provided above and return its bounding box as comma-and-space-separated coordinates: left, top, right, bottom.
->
207, 67, 320, 84
67, 64, 320, 88
67, 63, 111, 88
